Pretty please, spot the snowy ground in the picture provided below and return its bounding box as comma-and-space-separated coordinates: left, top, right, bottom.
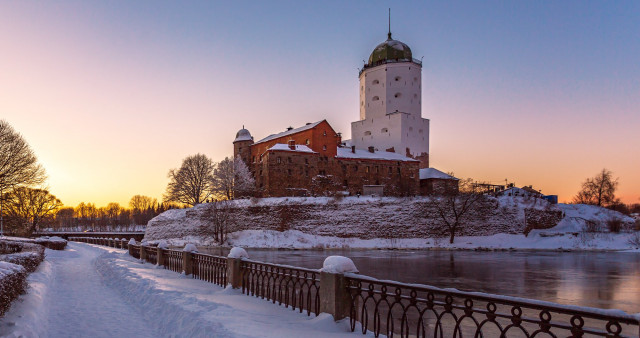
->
0, 243, 363, 337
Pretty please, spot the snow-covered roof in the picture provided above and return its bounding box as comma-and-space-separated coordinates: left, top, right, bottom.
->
419, 168, 458, 180
233, 128, 253, 142
254, 121, 324, 145
267, 144, 316, 153
335, 147, 418, 162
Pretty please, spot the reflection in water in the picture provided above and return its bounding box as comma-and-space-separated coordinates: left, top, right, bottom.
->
200, 247, 640, 313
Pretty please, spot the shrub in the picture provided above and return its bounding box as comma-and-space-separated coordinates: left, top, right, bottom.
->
0, 262, 27, 316
607, 218, 622, 233
628, 232, 640, 247
584, 220, 601, 233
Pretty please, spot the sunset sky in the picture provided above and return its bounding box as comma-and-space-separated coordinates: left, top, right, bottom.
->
1, 1, 638, 207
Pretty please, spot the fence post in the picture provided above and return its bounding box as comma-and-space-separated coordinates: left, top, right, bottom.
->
128, 242, 134, 256
140, 245, 147, 262
319, 272, 352, 321
227, 258, 243, 288
157, 248, 164, 266
183, 252, 193, 275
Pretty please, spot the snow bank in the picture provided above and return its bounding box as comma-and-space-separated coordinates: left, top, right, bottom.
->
321, 256, 358, 274
227, 247, 249, 259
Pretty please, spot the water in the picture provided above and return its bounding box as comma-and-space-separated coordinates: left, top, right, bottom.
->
201, 247, 640, 313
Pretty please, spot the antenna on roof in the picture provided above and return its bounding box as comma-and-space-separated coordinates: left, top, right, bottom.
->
388, 8, 392, 40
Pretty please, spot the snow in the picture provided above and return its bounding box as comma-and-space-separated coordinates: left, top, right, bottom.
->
128, 238, 137, 245
0, 243, 366, 337
321, 256, 358, 274
254, 121, 323, 145
157, 240, 169, 249
419, 168, 458, 180
183, 243, 198, 252
336, 147, 418, 162
228, 247, 249, 259
267, 143, 316, 153
0, 261, 24, 276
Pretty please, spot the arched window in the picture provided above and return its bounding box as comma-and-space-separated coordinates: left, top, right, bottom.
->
364, 131, 372, 136
381, 128, 388, 133
372, 96, 380, 101
372, 79, 379, 85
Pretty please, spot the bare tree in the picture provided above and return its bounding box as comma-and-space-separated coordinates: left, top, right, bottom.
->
426, 178, 484, 244
164, 154, 215, 206
55, 207, 75, 231
206, 200, 233, 244
129, 195, 157, 225
0, 120, 46, 192
573, 169, 618, 207
4, 187, 62, 235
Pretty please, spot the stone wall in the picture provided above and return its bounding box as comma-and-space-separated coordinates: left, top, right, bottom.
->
144, 196, 563, 242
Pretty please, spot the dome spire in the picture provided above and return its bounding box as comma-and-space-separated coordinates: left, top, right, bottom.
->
387, 8, 392, 40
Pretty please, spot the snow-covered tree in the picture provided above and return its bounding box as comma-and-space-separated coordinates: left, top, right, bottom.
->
233, 156, 255, 198
212, 156, 256, 200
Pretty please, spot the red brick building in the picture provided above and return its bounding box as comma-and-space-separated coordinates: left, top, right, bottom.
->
233, 121, 420, 197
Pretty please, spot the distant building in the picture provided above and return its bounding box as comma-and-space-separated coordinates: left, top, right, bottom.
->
419, 168, 459, 195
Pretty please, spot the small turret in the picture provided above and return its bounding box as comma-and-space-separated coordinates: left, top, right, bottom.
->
233, 127, 253, 167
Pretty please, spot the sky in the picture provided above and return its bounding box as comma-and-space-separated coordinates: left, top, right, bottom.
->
1, 1, 638, 207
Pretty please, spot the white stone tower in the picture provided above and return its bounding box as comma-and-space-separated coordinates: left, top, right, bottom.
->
351, 29, 430, 168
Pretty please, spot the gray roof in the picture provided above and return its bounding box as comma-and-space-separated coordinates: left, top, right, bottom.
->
419, 168, 458, 180
254, 121, 323, 145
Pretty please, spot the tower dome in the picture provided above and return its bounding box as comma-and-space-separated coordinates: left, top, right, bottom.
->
368, 33, 412, 65
234, 128, 253, 143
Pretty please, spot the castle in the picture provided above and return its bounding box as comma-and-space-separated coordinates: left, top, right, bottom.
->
233, 30, 456, 197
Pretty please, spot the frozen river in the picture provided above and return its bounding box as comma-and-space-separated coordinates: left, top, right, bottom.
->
202, 248, 640, 314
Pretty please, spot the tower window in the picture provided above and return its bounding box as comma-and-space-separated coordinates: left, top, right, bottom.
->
372, 96, 380, 101
381, 128, 388, 133
395, 76, 401, 81
394, 93, 401, 98
372, 79, 379, 85
364, 131, 371, 136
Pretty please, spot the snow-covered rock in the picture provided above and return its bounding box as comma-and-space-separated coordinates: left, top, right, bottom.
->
183, 244, 198, 253
227, 247, 249, 259
321, 256, 358, 274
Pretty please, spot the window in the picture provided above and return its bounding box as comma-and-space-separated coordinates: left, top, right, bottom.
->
288, 157, 292, 163
354, 165, 358, 172
364, 131, 372, 136
395, 76, 401, 81
388, 167, 392, 174
322, 145, 327, 151
323, 131, 327, 136
252, 156, 256, 163
381, 128, 388, 133
394, 93, 401, 98
372, 96, 380, 101
288, 169, 292, 176
372, 79, 379, 85
366, 166, 370, 173
305, 139, 310, 145
277, 157, 281, 164
319, 170, 326, 175
375, 166, 379, 173
305, 158, 308, 165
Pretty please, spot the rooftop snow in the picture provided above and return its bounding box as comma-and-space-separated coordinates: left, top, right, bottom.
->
336, 147, 418, 162
419, 168, 458, 180
254, 121, 324, 145
267, 144, 316, 153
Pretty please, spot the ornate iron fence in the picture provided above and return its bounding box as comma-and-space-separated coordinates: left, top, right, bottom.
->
143, 246, 157, 265
192, 253, 227, 287
240, 260, 320, 316
165, 249, 183, 273
129, 244, 141, 259
345, 274, 640, 338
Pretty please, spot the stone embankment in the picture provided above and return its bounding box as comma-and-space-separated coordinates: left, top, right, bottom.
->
144, 196, 563, 242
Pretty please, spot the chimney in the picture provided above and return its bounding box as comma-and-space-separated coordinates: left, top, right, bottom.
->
351, 145, 356, 153
286, 126, 293, 131
288, 139, 295, 150
368, 146, 375, 153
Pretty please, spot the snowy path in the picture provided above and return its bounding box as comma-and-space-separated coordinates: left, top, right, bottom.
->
0, 243, 362, 337
44, 244, 159, 337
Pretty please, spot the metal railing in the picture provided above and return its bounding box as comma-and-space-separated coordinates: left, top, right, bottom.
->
164, 249, 183, 273
345, 274, 640, 338
240, 260, 320, 316
192, 253, 227, 286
